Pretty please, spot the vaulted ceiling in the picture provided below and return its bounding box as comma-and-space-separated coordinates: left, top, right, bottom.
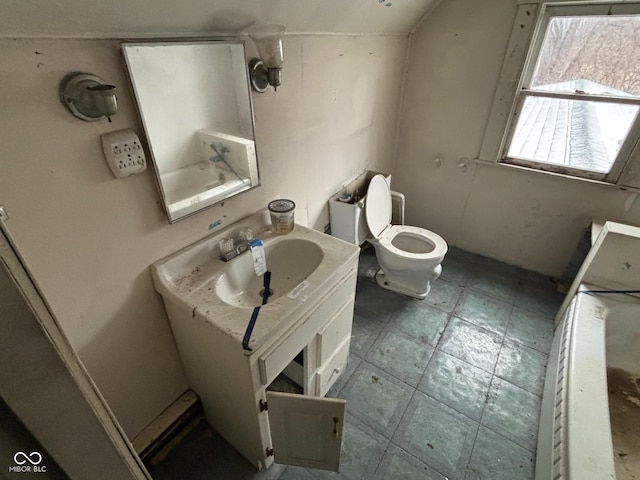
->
2, 0, 439, 38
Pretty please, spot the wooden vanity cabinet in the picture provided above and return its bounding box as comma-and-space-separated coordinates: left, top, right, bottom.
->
254, 269, 357, 470
164, 262, 358, 472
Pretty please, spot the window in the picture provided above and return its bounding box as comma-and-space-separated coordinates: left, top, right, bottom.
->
499, 2, 640, 183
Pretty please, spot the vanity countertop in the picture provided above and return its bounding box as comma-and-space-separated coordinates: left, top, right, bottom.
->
151, 210, 360, 352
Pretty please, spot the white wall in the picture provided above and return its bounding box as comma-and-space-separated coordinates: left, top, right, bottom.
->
0, 34, 405, 437
395, 0, 640, 276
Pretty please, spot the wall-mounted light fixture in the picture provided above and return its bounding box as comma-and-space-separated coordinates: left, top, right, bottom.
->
248, 24, 285, 92
59, 72, 117, 122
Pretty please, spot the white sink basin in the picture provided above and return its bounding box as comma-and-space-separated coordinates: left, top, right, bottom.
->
216, 238, 324, 308
151, 209, 360, 351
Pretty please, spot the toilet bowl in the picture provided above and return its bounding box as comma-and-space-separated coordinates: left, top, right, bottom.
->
364, 174, 447, 299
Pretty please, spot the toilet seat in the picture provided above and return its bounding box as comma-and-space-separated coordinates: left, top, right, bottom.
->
378, 225, 447, 260
365, 175, 446, 260
364, 175, 393, 239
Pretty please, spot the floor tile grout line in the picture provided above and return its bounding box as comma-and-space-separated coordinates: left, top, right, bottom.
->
415, 349, 494, 425
451, 299, 514, 340
393, 383, 482, 480
434, 314, 508, 376
354, 301, 452, 381
472, 302, 515, 426
460, 421, 482, 480
494, 336, 550, 398
362, 344, 436, 388
371, 318, 450, 352
455, 291, 513, 468
383, 438, 452, 480
477, 374, 542, 456
474, 420, 540, 457
464, 283, 518, 307
386, 385, 418, 446
504, 334, 553, 355
350, 332, 510, 439
492, 372, 546, 399
503, 311, 555, 355
339, 356, 418, 440
356, 435, 393, 480
417, 388, 483, 426
412, 312, 455, 395
510, 297, 563, 317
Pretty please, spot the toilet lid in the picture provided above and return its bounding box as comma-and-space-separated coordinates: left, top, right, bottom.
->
365, 175, 392, 239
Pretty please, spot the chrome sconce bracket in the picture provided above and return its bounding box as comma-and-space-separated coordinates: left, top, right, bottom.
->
59, 72, 117, 122
249, 58, 270, 93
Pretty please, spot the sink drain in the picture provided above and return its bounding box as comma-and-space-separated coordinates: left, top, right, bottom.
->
259, 288, 274, 298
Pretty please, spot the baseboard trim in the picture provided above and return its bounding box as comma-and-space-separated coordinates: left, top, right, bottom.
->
132, 390, 201, 461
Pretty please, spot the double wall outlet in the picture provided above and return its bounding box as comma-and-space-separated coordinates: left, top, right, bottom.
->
101, 129, 147, 179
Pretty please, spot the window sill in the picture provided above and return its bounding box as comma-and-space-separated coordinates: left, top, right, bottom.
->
473, 158, 640, 193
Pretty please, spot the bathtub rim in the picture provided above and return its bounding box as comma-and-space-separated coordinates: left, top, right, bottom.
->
536, 285, 619, 480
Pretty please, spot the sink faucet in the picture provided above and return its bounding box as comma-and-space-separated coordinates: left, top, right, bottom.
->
218, 227, 255, 262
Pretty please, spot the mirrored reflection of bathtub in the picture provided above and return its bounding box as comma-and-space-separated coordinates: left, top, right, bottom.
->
536, 286, 640, 480
161, 163, 252, 219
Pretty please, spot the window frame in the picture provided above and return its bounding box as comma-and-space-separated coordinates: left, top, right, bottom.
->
484, 1, 640, 186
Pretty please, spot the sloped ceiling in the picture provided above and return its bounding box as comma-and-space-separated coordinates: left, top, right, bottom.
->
2, 0, 439, 38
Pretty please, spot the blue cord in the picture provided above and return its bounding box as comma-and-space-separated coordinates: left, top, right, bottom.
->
579, 289, 640, 295
242, 271, 271, 351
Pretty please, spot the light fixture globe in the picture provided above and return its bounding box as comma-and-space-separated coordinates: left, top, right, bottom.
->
248, 24, 285, 90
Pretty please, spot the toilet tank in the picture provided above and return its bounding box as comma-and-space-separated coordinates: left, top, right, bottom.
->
329, 170, 391, 245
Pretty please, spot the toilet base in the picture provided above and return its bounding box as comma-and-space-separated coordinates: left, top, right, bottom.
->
374, 270, 430, 300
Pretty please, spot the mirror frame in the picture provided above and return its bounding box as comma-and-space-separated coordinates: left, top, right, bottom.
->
121, 40, 261, 223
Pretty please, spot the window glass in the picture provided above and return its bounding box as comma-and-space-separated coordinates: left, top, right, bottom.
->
507, 97, 639, 173
503, 12, 640, 176
531, 16, 640, 97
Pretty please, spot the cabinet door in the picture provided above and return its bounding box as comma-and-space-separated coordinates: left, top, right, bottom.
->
265, 391, 345, 471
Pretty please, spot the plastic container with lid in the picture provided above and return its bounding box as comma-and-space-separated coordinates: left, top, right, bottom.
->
268, 199, 295, 234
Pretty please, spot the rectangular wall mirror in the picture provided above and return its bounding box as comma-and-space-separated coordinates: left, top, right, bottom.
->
122, 41, 260, 223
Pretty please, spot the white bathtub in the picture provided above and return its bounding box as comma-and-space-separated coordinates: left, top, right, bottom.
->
536, 285, 640, 480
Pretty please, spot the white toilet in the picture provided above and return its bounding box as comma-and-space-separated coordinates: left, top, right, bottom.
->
364, 174, 447, 299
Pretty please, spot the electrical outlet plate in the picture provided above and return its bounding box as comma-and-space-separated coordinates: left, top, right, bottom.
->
100, 129, 147, 179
